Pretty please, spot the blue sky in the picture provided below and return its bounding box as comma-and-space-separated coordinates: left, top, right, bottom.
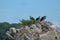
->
0, 0, 60, 24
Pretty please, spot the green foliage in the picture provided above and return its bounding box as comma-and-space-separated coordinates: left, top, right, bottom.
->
0, 22, 10, 40
21, 19, 36, 26
10, 23, 21, 28
0, 22, 21, 40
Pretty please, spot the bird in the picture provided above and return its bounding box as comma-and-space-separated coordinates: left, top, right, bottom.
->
36, 16, 40, 21
40, 16, 46, 21
30, 16, 35, 20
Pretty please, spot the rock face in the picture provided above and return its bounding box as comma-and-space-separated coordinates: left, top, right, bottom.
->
10, 21, 60, 40
6, 21, 60, 40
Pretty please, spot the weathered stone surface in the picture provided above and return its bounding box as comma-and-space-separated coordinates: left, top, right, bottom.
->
6, 21, 60, 40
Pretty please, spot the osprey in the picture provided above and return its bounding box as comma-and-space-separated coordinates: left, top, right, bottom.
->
40, 16, 46, 21
36, 16, 40, 21
30, 16, 35, 20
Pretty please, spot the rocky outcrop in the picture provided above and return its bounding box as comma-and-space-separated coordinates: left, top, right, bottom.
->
6, 16, 60, 40
6, 22, 60, 40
